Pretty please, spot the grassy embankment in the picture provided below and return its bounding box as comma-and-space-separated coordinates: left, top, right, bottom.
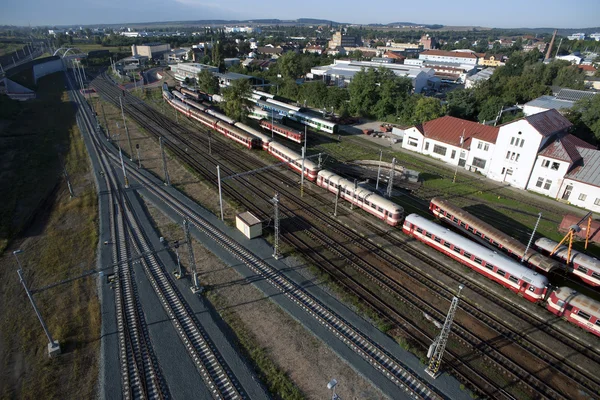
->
0, 72, 100, 399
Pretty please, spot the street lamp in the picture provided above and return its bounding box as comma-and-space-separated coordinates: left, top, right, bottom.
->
327, 378, 340, 400
13, 250, 61, 358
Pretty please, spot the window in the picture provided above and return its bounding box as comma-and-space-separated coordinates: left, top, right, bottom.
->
595, 198, 600, 206
508, 276, 519, 283
544, 180, 552, 190
542, 159, 550, 168
579, 193, 587, 201
536, 177, 544, 188
477, 142, 483, 149
496, 269, 506, 277
451, 150, 456, 159
443, 242, 451, 248
578, 266, 588, 274
506, 151, 511, 159
484, 143, 489, 151
510, 152, 515, 160
453, 247, 461, 253
472, 157, 486, 169
501, 167, 506, 174
515, 154, 520, 162
407, 139, 418, 147
484, 263, 493, 270
425, 142, 430, 151
474, 257, 482, 264
510, 137, 515, 145
520, 140, 525, 148
577, 310, 591, 320
592, 272, 600, 280
433, 144, 447, 156
434, 237, 442, 243
425, 232, 432, 238
551, 162, 560, 171
464, 252, 471, 259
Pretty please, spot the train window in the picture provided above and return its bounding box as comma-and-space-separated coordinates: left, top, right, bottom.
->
468, 226, 474, 232
592, 272, 600, 280
496, 269, 506, 276
425, 232, 432, 238
508, 276, 519, 283
484, 263, 493, 270
557, 299, 565, 307
475, 231, 482, 237
416, 227, 423, 233
473, 257, 482, 264
578, 266, 589, 274
434, 237, 442, 243
528, 286, 535, 292
460, 222, 466, 228
443, 242, 451, 248
378, 207, 383, 212
453, 217, 459, 223
446, 213, 452, 219
453, 247, 461, 253
371, 204, 376, 209
464, 252, 471, 258
577, 310, 591, 320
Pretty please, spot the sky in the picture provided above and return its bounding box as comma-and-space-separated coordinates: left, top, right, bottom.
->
2, 0, 599, 29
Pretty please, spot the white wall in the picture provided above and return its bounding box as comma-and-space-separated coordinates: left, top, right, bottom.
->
487, 119, 544, 189
527, 156, 571, 198
401, 127, 425, 153
421, 139, 463, 165
559, 179, 600, 212
466, 139, 495, 175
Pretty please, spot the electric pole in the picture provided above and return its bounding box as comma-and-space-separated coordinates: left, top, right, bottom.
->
522, 212, 542, 263
272, 193, 281, 260
217, 165, 224, 221
119, 96, 134, 160
426, 285, 463, 378
376, 149, 382, 191
386, 157, 396, 198
184, 219, 200, 292
159, 136, 170, 186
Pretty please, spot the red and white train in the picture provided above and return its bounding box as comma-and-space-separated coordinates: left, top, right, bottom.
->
317, 170, 403, 226
259, 119, 304, 143
268, 141, 319, 181
403, 214, 549, 302
546, 287, 600, 337
536, 238, 600, 287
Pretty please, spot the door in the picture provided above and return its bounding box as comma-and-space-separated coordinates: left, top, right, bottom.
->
562, 184, 573, 200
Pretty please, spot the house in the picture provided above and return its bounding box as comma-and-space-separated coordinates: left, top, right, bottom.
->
578, 64, 597, 76
256, 46, 284, 58
486, 109, 573, 189
382, 51, 406, 63
528, 133, 596, 198
559, 148, 600, 211
478, 54, 506, 67
419, 50, 479, 67
303, 45, 324, 55
401, 116, 499, 175
556, 54, 583, 65
523, 96, 577, 116
465, 68, 495, 89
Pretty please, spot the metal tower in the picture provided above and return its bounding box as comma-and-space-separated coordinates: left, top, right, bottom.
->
184, 219, 200, 292
426, 285, 463, 378
522, 212, 542, 263
386, 157, 396, 198
272, 193, 281, 260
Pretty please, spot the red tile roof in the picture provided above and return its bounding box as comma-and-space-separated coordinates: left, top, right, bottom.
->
524, 109, 573, 137
538, 133, 596, 163
419, 116, 499, 147
421, 50, 478, 59
384, 51, 406, 59
578, 64, 597, 72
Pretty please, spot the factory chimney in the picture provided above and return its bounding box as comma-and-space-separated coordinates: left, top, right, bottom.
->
545, 30, 557, 60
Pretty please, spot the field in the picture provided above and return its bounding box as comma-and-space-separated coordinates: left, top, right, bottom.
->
0, 72, 100, 399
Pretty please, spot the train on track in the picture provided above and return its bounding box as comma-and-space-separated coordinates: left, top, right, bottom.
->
259, 119, 304, 143
536, 238, 600, 287
403, 214, 600, 337
162, 84, 405, 226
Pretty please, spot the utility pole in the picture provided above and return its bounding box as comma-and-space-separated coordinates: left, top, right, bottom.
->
119, 147, 129, 188
426, 285, 463, 378
522, 212, 542, 263
14, 250, 61, 357
272, 193, 281, 260
300, 147, 306, 198
135, 144, 141, 169
119, 97, 134, 160
386, 157, 396, 198
453, 130, 465, 183
159, 137, 170, 186
59, 155, 75, 198
184, 219, 200, 292
217, 165, 224, 221
375, 149, 382, 191
334, 185, 341, 217
173, 240, 182, 278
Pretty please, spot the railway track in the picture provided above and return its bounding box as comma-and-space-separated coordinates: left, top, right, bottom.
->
72, 73, 246, 400
91, 74, 600, 398
91, 74, 445, 400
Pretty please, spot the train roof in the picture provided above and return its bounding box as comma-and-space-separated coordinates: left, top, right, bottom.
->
261, 119, 303, 135
185, 98, 207, 111
235, 122, 272, 143
318, 170, 402, 212
536, 238, 600, 271
405, 213, 549, 288
206, 109, 236, 125
256, 99, 296, 115
294, 111, 337, 128
216, 121, 255, 139
553, 287, 600, 317
268, 141, 319, 169
172, 90, 186, 100
266, 98, 302, 112
252, 90, 275, 99
171, 98, 189, 110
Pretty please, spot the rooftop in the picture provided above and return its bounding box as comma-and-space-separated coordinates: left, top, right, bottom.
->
421, 50, 478, 59
555, 88, 597, 102
538, 133, 595, 164
566, 147, 600, 188
415, 116, 499, 147
524, 95, 575, 111
524, 109, 573, 137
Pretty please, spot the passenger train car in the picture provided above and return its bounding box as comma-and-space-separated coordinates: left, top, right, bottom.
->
317, 170, 403, 226
259, 119, 304, 143
403, 214, 549, 302
546, 287, 600, 337
234, 122, 272, 150
536, 238, 600, 287
429, 197, 562, 274
268, 141, 319, 181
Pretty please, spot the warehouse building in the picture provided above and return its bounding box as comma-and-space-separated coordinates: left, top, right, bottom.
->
132, 43, 171, 59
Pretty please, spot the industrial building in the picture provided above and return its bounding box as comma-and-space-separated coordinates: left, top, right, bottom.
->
132, 43, 171, 59
170, 63, 218, 82
328, 31, 359, 49
309, 59, 436, 93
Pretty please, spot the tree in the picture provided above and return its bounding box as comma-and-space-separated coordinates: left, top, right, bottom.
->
477, 96, 506, 123
571, 94, 600, 142
446, 89, 478, 120
277, 51, 302, 80
197, 69, 220, 95
222, 79, 252, 123
413, 96, 444, 124
553, 66, 585, 89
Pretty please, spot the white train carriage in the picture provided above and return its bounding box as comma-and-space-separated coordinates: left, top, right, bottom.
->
547, 287, 600, 337
206, 108, 236, 125
268, 141, 319, 181
184, 98, 207, 112
403, 214, 549, 302
265, 98, 302, 112
172, 90, 186, 101
248, 107, 281, 121
188, 107, 219, 129
162, 89, 173, 101
252, 89, 275, 100
317, 170, 403, 226
536, 238, 600, 287
215, 121, 259, 149
235, 122, 272, 150
294, 112, 339, 134
171, 98, 192, 118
